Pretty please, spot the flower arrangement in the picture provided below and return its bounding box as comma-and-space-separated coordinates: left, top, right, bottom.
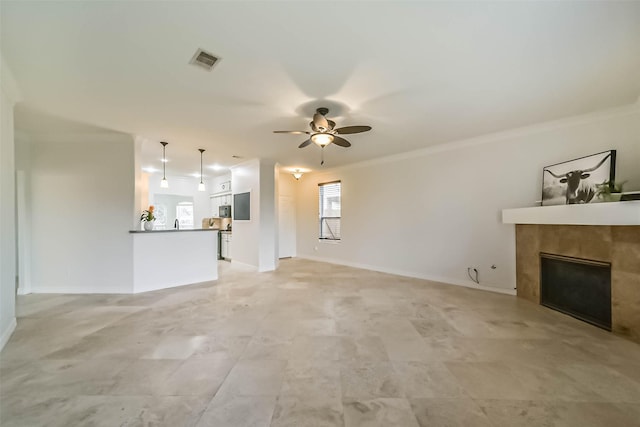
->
140, 205, 156, 222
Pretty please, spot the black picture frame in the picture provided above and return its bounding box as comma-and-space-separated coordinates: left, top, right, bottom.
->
541, 150, 616, 206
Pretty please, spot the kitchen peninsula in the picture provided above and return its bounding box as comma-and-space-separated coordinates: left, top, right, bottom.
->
129, 228, 218, 293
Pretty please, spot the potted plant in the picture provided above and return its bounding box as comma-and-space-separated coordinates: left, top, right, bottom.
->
140, 205, 156, 231
595, 180, 626, 202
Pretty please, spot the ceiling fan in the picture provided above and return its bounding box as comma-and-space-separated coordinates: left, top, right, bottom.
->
273, 107, 372, 164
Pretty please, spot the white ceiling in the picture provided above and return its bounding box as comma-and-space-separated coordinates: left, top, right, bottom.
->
3, 1, 640, 176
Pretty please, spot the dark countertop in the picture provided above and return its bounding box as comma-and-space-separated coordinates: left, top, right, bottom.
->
129, 229, 219, 234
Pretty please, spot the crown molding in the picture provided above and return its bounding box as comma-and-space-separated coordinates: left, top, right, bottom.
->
314, 102, 640, 175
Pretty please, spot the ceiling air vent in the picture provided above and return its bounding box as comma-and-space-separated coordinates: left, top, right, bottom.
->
190, 48, 220, 71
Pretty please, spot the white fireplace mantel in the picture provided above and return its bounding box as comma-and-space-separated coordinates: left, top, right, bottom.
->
502, 201, 640, 226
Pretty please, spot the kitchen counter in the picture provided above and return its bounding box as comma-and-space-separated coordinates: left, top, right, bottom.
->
131, 228, 217, 293
129, 229, 218, 233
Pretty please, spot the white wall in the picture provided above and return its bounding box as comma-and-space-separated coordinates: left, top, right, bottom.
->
15, 131, 32, 295
296, 104, 640, 293
259, 161, 277, 272
27, 133, 136, 293
0, 54, 21, 350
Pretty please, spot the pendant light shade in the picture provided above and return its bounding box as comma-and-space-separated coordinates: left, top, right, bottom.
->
160, 141, 169, 188
292, 169, 303, 180
198, 149, 206, 192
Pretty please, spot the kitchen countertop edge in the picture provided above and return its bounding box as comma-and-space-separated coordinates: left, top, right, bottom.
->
129, 229, 219, 234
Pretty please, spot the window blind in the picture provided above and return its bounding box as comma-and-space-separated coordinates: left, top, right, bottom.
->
319, 181, 341, 240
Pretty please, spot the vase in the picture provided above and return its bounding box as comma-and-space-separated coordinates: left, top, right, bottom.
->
143, 221, 155, 231
600, 193, 622, 203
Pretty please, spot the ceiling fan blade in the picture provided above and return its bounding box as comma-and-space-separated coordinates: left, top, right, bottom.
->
332, 136, 351, 148
313, 112, 329, 131
273, 130, 310, 135
327, 120, 336, 130
335, 125, 372, 134
298, 139, 312, 148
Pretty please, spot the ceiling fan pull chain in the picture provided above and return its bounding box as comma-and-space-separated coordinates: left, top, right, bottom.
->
321, 147, 324, 166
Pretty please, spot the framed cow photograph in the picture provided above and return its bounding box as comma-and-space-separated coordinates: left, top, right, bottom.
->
541, 150, 616, 206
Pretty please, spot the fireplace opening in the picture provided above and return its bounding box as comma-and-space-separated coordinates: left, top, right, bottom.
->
540, 253, 611, 331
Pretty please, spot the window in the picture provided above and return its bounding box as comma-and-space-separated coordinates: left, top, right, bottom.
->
319, 181, 341, 240
154, 204, 168, 230
176, 202, 194, 229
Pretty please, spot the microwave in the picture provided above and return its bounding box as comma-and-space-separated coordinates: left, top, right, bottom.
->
219, 205, 231, 218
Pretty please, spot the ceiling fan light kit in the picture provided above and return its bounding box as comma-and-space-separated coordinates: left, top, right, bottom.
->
311, 133, 334, 147
273, 107, 372, 165
292, 169, 303, 180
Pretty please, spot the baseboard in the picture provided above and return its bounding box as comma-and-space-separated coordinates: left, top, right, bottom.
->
230, 260, 259, 271
297, 254, 516, 296
17, 285, 31, 295
30, 286, 131, 294
0, 318, 17, 352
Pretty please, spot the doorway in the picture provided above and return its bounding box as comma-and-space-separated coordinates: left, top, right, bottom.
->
278, 194, 295, 258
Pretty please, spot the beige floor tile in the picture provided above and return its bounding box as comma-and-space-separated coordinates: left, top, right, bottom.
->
410, 398, 494, 427
271, 395, 343, 427
392, 361, 468, 398
156, 358, 235, 396
141, 335, 209, 360
559, 363, 640, 402
190, 335, 251, 360
444, 361, 533, 400
216, 359, 287, 397
280, 360, 342, 399
108, 359, 183, 395
196, 393, 277, 427
343, 398, 419, 427
340, 362, 405, 399
242, 335, 293, 360
339, 336, 389, 362
477, 399, 640, 427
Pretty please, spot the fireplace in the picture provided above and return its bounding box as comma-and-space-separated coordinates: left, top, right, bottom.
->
540, 253, 611, 330
511, 223, 640, 342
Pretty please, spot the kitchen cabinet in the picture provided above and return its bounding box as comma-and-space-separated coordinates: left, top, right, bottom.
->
220, 232, 232, 260
216, 181, 231, 194
210, 193, 232, 216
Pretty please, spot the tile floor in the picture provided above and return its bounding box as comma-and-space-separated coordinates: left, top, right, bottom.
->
1, 259, 640, 426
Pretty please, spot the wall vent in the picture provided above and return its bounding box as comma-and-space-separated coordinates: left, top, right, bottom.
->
189, 48, 220, 71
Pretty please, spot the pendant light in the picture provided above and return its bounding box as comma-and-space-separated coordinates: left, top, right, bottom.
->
292, 169, 303, 180
160, 141, 169, 188
198, 149, 206, 192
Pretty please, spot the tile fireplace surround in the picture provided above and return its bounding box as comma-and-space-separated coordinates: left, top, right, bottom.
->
515, 224, 640, 343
